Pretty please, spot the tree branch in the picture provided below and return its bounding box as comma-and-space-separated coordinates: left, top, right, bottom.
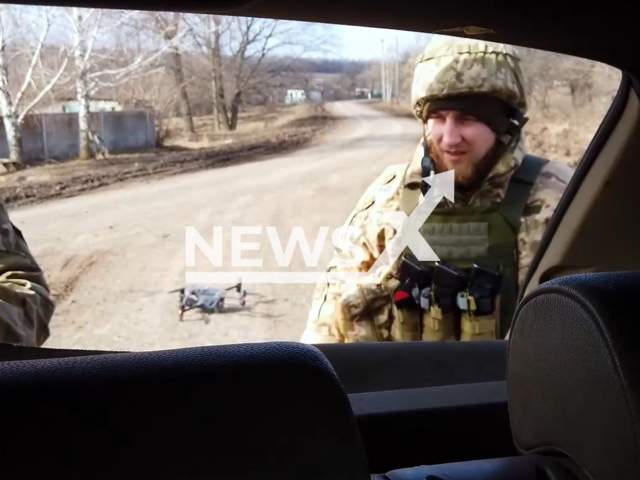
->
18, 52, 71, 124
87, 30, 186, 81
14, 9, 52, 107
82, 9, 104, 66
88, 65, 165, 94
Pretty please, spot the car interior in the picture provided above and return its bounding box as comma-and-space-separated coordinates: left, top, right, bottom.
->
1, 0, 638, 479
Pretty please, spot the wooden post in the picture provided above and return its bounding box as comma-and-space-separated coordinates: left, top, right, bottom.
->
145, 109, 151, 148
42, 114, 48, 160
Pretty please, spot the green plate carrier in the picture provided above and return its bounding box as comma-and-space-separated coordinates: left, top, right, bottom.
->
418, 154, 548, 338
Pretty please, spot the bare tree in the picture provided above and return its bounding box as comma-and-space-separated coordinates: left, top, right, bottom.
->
335, 61, 366, 100
518, 47, 559, 112
187, 15, 330, 131
153, 12, 195, 134
208, 15, 225, 131
65, 7, 183, 160
0, 6, 71, 164
187, 14, 228, 131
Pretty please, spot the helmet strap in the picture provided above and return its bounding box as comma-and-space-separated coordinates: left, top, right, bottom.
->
420, 139, 435, 196
502, 110, 528, 146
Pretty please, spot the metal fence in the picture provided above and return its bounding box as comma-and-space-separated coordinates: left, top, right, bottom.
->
0, 109, 157, 163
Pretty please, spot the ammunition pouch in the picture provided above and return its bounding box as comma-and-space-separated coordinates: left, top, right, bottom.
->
391, 255, 431, 341
391, 307, 422, 341
458, 293, 499, 341
422, 304, 458, 341
392, 255, 503, 342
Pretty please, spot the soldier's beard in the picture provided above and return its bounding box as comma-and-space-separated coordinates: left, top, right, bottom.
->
428, 139, 502, 194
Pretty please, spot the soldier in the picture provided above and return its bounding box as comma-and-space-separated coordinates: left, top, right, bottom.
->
301, 36, 573, 344
0, 199, 55, 346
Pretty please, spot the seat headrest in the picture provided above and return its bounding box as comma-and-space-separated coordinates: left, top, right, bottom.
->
0, 341, 370, 480
507, 272, 640, 480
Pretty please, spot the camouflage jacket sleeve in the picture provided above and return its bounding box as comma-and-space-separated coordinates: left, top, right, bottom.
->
300, 164, 407, 344
0, 200, 55, 346
517, 160, 574, 286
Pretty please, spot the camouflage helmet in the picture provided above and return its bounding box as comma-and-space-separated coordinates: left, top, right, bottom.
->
411, 36, 528, 123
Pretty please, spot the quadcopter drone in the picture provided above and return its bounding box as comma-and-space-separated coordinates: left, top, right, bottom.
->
169, 280, 247, 322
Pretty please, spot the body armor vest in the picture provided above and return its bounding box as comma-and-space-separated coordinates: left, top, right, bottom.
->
404, 154, 548, 339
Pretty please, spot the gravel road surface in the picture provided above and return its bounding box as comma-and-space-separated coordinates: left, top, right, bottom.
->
10, 100, 421, 351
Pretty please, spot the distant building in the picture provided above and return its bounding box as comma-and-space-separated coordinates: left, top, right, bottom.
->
355, 88, 374, 99
285, 89, 306, 104
37, 98, 123, 114
308, 90, 323, 102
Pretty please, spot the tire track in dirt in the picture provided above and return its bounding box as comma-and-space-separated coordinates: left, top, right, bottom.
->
50, 252, 106, 305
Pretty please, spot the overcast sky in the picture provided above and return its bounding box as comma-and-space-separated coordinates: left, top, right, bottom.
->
331, 24, 432, 60
3, 3, 434, 61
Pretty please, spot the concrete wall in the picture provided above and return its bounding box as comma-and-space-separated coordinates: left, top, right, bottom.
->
0, 109, 156, 163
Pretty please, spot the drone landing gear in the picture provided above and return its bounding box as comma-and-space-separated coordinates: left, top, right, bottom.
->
215, 298, 224, 313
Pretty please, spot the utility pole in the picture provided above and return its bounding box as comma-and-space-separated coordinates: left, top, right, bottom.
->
395, 35, 399, 104
381, 38, 386, 102
386, 57, 391, 102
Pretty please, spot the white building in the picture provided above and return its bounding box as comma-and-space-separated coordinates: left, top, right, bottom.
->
285, 89, 306, 104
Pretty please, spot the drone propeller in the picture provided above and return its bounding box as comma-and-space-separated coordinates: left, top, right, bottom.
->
225, 278, 243, 293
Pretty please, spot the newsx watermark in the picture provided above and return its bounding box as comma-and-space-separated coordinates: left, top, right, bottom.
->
185, 170, 454, 284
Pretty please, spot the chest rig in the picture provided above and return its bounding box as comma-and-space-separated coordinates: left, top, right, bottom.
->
401, 152, 548, 338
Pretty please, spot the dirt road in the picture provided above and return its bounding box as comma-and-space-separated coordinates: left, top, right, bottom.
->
10, 101, 421, 351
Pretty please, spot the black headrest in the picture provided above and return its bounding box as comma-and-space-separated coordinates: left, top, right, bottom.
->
0, 341, 370, 480
507, 272, 640, 480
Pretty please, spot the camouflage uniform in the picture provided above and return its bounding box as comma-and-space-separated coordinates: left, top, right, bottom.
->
0, 199, 55, 346
301, 36, 573, 344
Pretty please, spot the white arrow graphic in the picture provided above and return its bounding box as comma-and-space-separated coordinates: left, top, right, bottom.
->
327, 169, 455, 283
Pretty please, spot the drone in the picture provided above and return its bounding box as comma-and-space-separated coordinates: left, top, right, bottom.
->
169, 280, 247, 322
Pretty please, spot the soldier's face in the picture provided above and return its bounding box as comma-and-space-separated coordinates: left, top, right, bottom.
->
426, 110, 497, 186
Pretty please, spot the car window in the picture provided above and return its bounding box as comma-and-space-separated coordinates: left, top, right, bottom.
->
0, 5, 621, 350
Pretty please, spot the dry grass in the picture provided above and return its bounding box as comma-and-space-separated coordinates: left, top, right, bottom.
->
161, 103, 312, 150
523, 68, 621, 168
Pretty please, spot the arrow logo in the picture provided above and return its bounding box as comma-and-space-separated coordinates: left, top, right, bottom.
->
327, 169, 455, 283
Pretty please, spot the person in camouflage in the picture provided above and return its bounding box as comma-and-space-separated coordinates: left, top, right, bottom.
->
301, 36, 573, 344
0, 198, 55, 346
